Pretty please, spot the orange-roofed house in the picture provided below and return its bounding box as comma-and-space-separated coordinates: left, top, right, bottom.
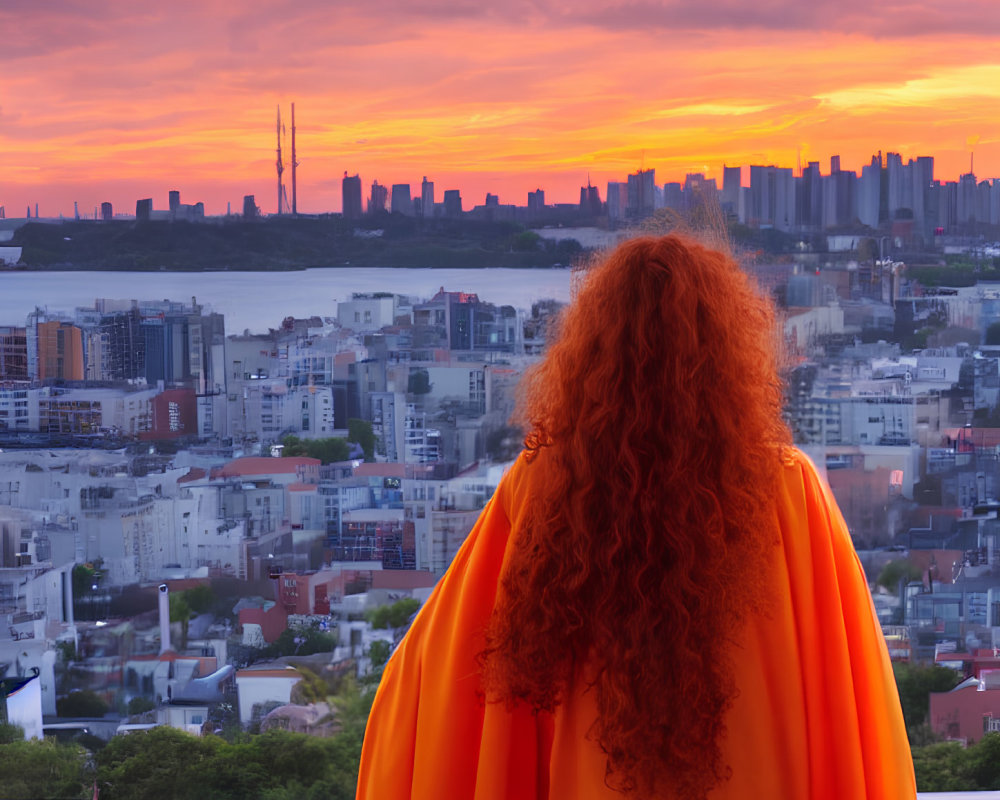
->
212, 456, 320, 485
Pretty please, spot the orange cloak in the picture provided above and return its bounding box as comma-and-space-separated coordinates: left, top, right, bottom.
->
357, 449, 916, 799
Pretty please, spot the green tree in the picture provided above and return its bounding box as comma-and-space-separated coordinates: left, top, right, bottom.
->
968, 732, 1000, 789
912, 741, 975, 792
183, 584, 217, 615
280, 435, 350, 465
407, 368, 431, 395
97, 726, 219, 800
280, 435, 306, 457
288, 666, 331, 705
310, 437, 351, 464
169, 592, 191, 651
510, 230, 541, 252
0, 722, 23, 744
127, 697, 155, 715
877, 559, 924, 595
347, 418, 376, 461
368, 640, 391, 671
263, 627, 336, 659
0, 738, 90, 799
365, 597, 421, 631
57, 690, 109, 718
71, 564, 97, 598
893, 662, 961, 730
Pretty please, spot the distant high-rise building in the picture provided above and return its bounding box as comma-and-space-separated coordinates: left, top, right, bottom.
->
136, 198, 153, 221
748, 166, 795, 230
662, 182, 684, 211
485, 193, 499, 207
957, 173, 979, 226
937, 180, 958, 230
527, 189, 545, 213
626, 169, 655, 219
368, 181, 388, 215
391, 184, 413, 215
99, 306, 145, 381
27, 311, 84, 382
830, 155, 841, 174
683, 174, 717, 213
606, 182, 627, 222
342, 173, 362, 219
857, 157, 881, 229
579, 182, 601, 215
721, 166, 741, 212
798, 162, 822, 229
443, 190, 463, 218
885, 152, 908, 220
169, 190, 181, 214
101, 202, 113, 222
421, 177, 435, 218
0, 327, 27, 380
243, 195, 259, 219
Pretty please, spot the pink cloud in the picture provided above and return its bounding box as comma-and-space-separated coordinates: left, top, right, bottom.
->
3, 3, 1000, 216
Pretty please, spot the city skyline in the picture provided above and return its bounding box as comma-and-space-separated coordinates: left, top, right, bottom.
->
4, 1, 1000, 217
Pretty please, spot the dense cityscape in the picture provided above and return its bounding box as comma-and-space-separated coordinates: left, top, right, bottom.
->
7, 138, 1000, 794
4, 147, 1000, 237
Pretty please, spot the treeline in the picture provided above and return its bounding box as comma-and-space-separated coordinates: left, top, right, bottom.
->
913, 734, 1000, 791
3, 657, 999, 794
9, 216, 584, 270
0, 676, 372, 800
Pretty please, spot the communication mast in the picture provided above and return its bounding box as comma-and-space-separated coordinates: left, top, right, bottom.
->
291, 103, 299, 216
276, 105, 286, 215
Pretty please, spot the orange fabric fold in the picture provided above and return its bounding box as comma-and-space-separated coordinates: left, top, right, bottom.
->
357, 449, 916, 799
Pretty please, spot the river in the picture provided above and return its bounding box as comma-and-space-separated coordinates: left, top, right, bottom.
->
0, 267, 573, 334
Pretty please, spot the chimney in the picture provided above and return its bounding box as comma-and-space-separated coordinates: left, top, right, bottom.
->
158, 584, 171, 653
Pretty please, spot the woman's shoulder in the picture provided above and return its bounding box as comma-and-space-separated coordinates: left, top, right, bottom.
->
495, 449, 536, 526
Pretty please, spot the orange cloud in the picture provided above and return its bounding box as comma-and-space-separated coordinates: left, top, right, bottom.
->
2, 3, 999, 216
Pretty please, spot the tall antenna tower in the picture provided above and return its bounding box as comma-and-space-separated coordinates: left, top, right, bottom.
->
291, 103, 299, 216
276, 105, 285, 215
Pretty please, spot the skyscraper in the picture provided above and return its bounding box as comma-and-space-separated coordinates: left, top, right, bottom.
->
857, 157, 881, 229
342, 173, 362, 219
368, 181, 388, 215
748, 166, 795, 230
626, 169, 655, 219
443, 190, 463, 218
721, 166, 741, 213
579, 183, 601, 216
606, 182, 627, 223
391, 184, 413, 215
421, 177, 435, 219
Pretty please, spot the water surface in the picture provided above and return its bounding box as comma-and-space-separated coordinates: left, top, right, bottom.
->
0, 267, 572, 334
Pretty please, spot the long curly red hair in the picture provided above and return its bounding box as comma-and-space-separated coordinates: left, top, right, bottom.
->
480, 235, 791, 799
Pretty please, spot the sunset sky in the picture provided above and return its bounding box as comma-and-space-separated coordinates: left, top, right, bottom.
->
3, 1, 1000, 217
